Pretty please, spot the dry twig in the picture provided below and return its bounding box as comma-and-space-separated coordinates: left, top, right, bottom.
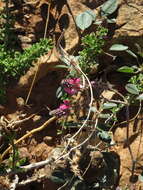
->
1, 116, 56, 160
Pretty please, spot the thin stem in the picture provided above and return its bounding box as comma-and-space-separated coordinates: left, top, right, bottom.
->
55, 118, 98, 163
114, 101, 142, 127
1, 116, 56, 160
25, 1, 51, 105
11, 138, 16, 170
126, 104, 135, 176
44, 3, 51, 39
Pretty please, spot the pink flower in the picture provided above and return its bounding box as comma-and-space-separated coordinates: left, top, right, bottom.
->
66, 78, 81, 86
50, 100, 70, 117
59, 100, 70, 110
63, 88, 78, 95
62, 78, 81, 95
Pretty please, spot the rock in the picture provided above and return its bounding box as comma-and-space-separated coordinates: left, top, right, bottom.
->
13, 0, 101, 93
43, 136, 53, 144
0, 176, 10, 190
16, 97, 25, 107
17, 52, 59, 89
113, 0, 143, 49
0, 0, 4, 8
102, 90, 115, 100
30, 142, 53, 162
19, 147, 31, 159
60, 0, 100, 52
18, 35, 34, 49
112, 116, 143, 187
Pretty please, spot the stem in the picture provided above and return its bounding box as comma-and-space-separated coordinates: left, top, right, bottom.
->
12, 140, 16, 170
126, 104, 135, 176
25, 1, 51, 105
1, 116, 56, 160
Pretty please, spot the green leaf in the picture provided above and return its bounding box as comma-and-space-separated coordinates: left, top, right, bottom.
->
54, 65, 69, 69
136, 93, 143, 100
56, 86, 63, 99
16, 158, 27, 167
99, 114, 111, 118
101, 0, 118, 16
85, 10, 96, 20
50, 170, 66, 184
110, 44, 128, 51
125, 84, 139, 95
95, 20, 102, 25
103, 102, 117, 109
90, 106, 97, 112
97, 131, 112, 143
138, 174, 143, 182
60, 56, 71, 65
50, 175, 65, 184
97, 123, 111, 131
75, 11, 94, 30
126, 50, 138, 59
117, 66, 135, 73
107, 18, 116, 23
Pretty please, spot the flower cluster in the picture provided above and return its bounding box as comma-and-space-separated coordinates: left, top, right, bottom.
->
50, 78, 82, 117
59, 100, 70, 111
61, 78, 82, 95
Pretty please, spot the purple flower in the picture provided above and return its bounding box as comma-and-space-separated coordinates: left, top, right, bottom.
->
62, 78, 81, 95
49, 100, 70, 117
59, 100, 70, 110
91, 81, 96, 86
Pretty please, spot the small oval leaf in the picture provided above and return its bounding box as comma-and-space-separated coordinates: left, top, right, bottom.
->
85, 10, 96, 20
75, 12, 93, 30
99, 114, 111, 118
103, 102, 117, 109
125, 84, 139, 95
110, 44, 128, 51
136, 93, 143, 100
97, 131, 112, 143
107, 18, 116, 23
117, 66, 135, 73
138, 174, 143, 182
50, 170, 66, 184
101, 0, 118, 16
126, 50, 138, 59
54, 65, 69, 69
56, 86, 63, 99
90, 106, 97, 112
95, 20, 102, 25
